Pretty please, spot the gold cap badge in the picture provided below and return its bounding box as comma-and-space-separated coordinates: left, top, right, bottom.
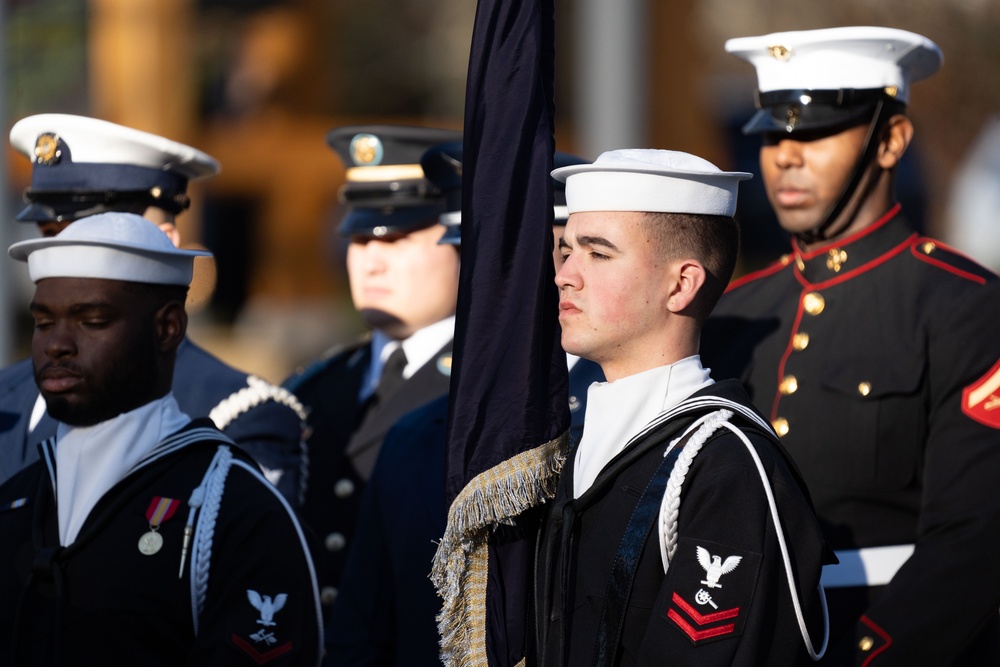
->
350, 133, 382, 166
34, 133, 61, 165
768, 44, 792, 61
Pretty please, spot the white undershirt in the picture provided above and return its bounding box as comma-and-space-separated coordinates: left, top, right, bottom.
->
360, 316, 456, 402
566, 353, 581, 372
55, 394, 191, 545
28, 394, 46, 433
573, 355, 713, 498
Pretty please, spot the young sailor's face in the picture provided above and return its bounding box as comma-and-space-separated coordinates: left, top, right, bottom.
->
555, 211, 672, 380
31, 278, 162, 426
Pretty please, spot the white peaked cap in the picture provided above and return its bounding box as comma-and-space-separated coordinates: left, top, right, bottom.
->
9, 212, 211, 286
9, 113, 220, 180
552, 149, 751, 217
725, 27, 942, 104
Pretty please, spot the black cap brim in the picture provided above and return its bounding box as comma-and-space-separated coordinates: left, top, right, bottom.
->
337, 204, 443, 237
742, 88, 899, 135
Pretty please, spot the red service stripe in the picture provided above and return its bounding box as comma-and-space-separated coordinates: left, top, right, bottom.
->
671, 592, 740, 624
668, 609, 736, 642
145, 497, 181, 525
230, 634, 294, 665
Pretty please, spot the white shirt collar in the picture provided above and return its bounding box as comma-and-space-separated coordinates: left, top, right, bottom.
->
572, 355, 713, 498
360, 315, 456, 402
566, 353, 581, 372
55, 394, 190, 545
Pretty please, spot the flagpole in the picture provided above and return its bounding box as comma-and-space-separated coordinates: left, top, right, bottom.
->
573, 0, 649, 157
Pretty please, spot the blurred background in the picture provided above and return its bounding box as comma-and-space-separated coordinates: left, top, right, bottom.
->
2, 0, 999, 383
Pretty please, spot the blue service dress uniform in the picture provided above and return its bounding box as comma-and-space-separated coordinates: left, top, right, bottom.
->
325, 358, 604, 666
0, 339, 307, 503
701, 205, 1000, 665
283, 338, 453, 616
534, 380, 830, 666
0, 419, 321, 666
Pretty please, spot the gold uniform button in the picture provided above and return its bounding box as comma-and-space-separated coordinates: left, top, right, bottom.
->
779, 254, 791, 266
921, 241, 936, 254
858, 382, 872, 397
859, 636, 875, 652
803, 292, 825, 316
792, 332, 810, 351
779, 375, 798, 395
320, 586, 339, 605
772, 417, 789, 437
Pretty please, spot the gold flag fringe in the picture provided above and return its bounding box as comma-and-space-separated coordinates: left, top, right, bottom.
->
431, 432, 569, 666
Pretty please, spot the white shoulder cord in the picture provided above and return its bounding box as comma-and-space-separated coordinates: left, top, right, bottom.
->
209, 376, 308, 430
209, 376, 309, 504
186, 444, 235, 635
657, 409, 830, 661
658, 410, 731, 569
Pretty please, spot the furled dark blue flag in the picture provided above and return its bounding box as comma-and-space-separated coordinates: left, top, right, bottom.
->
430, 0, 569, 665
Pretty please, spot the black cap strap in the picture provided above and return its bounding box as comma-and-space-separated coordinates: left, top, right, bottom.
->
796, 98, 890, 245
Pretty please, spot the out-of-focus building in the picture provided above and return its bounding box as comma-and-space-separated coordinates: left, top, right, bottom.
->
4, 0, 999, 377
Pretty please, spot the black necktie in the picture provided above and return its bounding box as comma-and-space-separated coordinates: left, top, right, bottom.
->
376, 346, 408, 402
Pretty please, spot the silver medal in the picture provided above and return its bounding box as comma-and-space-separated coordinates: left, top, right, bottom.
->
138, 530, 164, 555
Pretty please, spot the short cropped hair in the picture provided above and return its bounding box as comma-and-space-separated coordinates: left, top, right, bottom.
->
643, 211, 740, 322
121, 282, 191, 315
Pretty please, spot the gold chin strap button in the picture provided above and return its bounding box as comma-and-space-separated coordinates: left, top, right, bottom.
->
792, 332, 810, 351
859, 636, 875, 652
772, 417, 789, 437
858, 382, 872, 397
803, 292, 825, 316
779, 375, 798, 395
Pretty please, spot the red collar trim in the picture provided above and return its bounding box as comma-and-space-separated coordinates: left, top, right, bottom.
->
794, 232, 915, 290
793, 203, 902, 261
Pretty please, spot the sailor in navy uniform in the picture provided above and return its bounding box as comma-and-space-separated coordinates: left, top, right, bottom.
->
283, 125, 462, 615
326, 145, 604, 665
701, 28, 1000, 665
0, 114, 307, 504
0, 213, 321, 666
534, 150, 832, 666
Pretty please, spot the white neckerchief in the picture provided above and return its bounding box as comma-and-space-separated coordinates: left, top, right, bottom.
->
55, 394, 191, 546
359, 315, 455, 402
573, 355, 713, 499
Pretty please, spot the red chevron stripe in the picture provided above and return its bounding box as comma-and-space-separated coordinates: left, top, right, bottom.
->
668, 609, 736, 641
231, 634, 293, 664
671, 592, 740, 624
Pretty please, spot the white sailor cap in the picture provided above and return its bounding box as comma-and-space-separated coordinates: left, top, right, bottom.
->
552, 149, 751, 218
8, 212, 211, 286
9, 114, 220, 223
725, 27, 942, 134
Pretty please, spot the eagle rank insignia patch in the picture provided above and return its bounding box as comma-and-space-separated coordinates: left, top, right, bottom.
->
962, 360, 1000, 429
664, 538, 761, 645
231, 589, 294, 663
